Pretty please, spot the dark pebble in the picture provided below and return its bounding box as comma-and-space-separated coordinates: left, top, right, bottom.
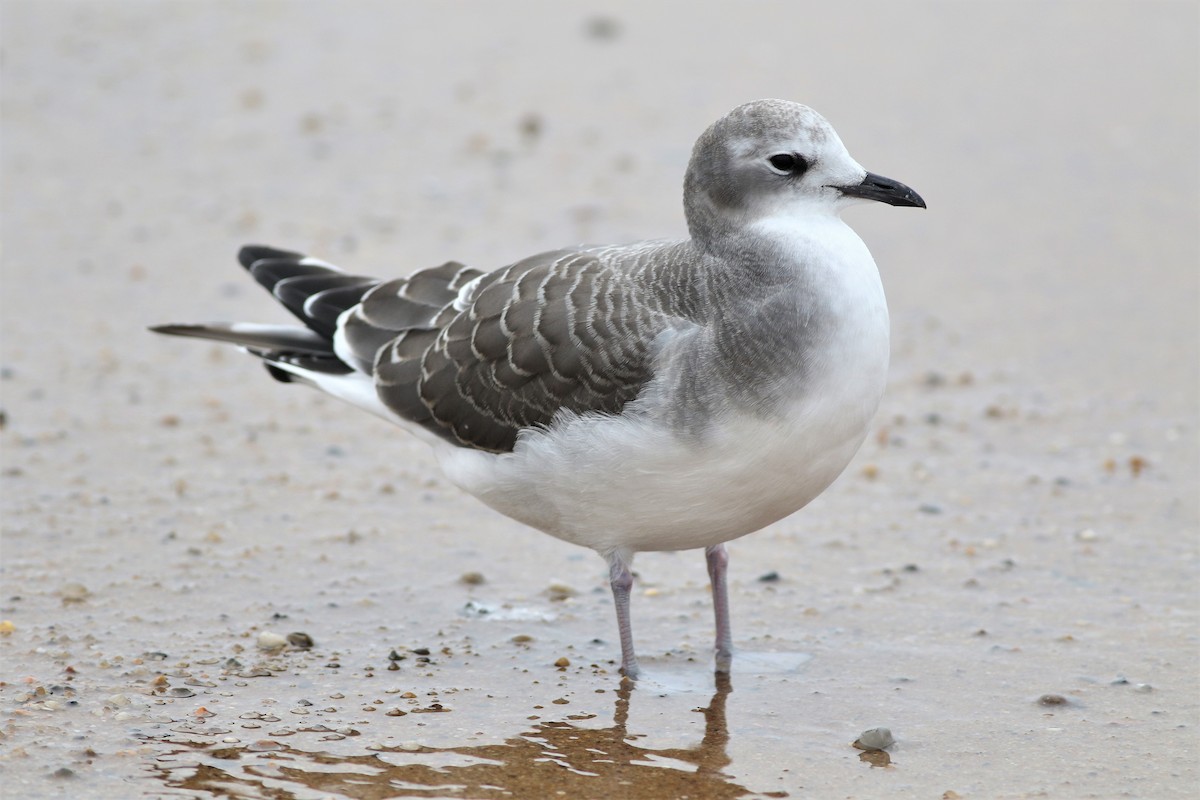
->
757, 571, 781, 583
1038, 693, 1069, 706
583, 16, 622, 41
287, 632, 314, 649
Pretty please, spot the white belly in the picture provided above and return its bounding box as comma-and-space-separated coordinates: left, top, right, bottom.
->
436, 329, 888, 558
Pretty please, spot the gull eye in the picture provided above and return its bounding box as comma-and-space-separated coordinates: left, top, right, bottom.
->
768, 153, 808, 175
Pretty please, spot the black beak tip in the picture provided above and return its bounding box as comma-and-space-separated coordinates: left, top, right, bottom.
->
837, 172, 927, 209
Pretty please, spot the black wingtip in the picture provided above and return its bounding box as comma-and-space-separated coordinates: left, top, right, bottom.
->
238, 244, 305, 269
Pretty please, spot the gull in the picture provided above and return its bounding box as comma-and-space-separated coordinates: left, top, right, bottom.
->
152, 99, 925, 680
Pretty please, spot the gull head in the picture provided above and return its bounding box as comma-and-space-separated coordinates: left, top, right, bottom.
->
683, 99, 925, 245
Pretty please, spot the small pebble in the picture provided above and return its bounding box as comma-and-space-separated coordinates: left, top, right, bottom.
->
239, 667, 272, 678
1134, 683, 1153, 693
287, 632, 314, 649
461, 599, 492, 616
545, 581, 577, 599
757, 571, 781, 583
459, 571, 486, 586
60, 583, 90, 603
257, 631, 287, 651
554, 657, 570, 668
584, 16, 622, 41
1037, 694, 1069, 706
853, 727, 895, 751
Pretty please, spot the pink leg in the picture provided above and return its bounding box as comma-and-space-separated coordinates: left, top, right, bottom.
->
706, 544, 733, 672
608, 553, 640, 680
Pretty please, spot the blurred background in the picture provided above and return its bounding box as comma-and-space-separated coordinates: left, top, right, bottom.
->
5, 1, 1195, 400
2, 3, 1196, 798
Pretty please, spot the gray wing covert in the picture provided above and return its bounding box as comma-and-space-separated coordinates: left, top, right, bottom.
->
374, 249, 674, 453
338, 260, 483, 373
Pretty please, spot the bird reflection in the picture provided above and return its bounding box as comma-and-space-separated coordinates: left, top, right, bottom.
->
155, 674, 748, 799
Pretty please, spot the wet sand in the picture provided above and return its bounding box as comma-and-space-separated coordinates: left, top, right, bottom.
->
2, 2, 1197, 798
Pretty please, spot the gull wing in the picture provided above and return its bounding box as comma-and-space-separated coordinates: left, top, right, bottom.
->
360, 248, 687, 453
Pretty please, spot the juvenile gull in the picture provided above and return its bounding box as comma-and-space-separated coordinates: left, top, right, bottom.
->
152, 99, 925, 679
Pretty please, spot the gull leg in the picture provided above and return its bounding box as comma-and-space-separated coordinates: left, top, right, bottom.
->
607, 553, 640, 680
706, 544, 733, 673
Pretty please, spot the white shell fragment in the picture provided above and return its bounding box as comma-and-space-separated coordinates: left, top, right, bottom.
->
256, 631, 288, 651
853, 727, 895, 751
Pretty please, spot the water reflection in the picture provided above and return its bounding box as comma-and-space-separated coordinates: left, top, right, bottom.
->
152, 674, 749, 799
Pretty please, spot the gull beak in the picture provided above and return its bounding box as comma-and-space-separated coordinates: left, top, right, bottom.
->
836, 172, 926, 208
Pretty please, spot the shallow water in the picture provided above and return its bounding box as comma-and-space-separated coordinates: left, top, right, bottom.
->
2, 2, 1197, 798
